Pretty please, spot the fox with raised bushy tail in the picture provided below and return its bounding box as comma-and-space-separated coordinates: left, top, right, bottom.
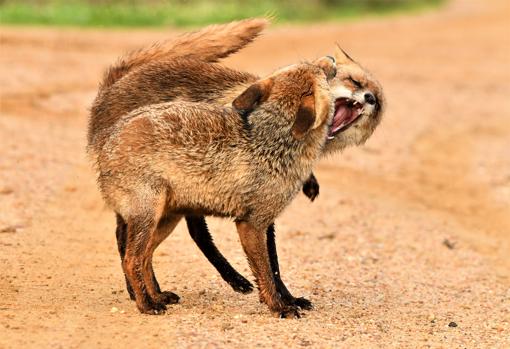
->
88, 18, 384, 314
97, 58, 337, 317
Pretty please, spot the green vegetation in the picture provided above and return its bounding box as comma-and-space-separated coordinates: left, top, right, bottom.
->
0, 0, 444, 28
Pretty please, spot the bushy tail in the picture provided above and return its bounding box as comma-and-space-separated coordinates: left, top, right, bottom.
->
100, 18, 269, 90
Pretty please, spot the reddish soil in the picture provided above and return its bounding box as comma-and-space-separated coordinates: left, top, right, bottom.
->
1, 0, 509, 347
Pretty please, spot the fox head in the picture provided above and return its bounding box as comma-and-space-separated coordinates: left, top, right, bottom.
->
233, 57, 336, 141
324, 45, 385, 154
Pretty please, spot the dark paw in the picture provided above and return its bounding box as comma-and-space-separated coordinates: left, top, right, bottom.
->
139, 301, 167, 315
292, 297, 313, 310
158, 291, 180, 305
227, 274, 254, 294
277, 305, 301, 319
302, 176, 319, 202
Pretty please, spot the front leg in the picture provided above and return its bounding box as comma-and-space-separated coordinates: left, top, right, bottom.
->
267, 224, 313, 310
236, 221, 300, 318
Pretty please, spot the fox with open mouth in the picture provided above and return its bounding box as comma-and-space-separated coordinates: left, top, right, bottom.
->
326, 47, 384, 152
88, 18, 384, 314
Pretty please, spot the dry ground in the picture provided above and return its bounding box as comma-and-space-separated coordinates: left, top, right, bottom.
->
1, 0, 509, 347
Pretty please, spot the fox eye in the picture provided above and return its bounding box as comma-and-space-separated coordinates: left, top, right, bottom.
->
348, 77, 363, 88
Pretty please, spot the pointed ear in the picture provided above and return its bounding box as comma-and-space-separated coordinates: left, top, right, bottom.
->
334, 43, 355, 64
232, 79, 273, 116
314, 56, 337, 80
291, 94, 316, 140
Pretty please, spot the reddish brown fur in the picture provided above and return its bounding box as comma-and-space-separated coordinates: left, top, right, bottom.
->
100, 18, 268, 90
89, 18, 268, 152
96, 61, 335, 316
87, 19, 385, 313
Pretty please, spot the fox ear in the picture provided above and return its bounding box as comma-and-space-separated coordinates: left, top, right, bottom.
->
334, 43, 355, 64
233, 79, 273, 116
291, 93, 316, 140
292, 78, 331, 140
314, 56, 337, 80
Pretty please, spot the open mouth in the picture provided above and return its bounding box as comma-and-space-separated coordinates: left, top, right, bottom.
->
328, 98, 364, 139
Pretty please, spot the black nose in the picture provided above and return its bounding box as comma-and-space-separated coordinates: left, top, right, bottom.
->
364, 92, 376, 105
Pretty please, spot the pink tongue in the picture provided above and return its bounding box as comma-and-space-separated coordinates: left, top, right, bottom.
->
332, 105, 352, 130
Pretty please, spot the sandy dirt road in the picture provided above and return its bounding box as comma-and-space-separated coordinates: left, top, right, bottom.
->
1, 0, 509, 347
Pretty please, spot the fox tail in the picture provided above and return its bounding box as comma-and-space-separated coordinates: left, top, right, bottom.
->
100, 18, 269, 90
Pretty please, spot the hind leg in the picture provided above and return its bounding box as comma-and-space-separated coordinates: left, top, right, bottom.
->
123, 209, 168, 315
186, 215, 253, 294
145, 212, 182, 305
122, 188, 181, 315
115, 214, 136, 300
116, 211, 180, 304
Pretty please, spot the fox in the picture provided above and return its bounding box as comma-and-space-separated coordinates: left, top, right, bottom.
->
96, 58, 337, 316
88, 18, 384, 311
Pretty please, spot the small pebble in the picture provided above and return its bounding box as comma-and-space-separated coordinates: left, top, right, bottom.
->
110, 307, 119, 313
428, 314, 436, 322
318, 233, 336, 240
443, 239, 456, 249
221, 323, 233, 331
448, 321, 458, 328
211, 304, 224, 312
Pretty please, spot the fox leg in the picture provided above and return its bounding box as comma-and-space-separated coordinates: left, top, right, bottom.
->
186, 216, 312, 309
186, 215, 253, 294
144, 212, 182, 306
117, 212, 176, 300
267, 224, 313, 310
236, 220, 300, 318
123, 210, 167, 315
115, 213, 136, 300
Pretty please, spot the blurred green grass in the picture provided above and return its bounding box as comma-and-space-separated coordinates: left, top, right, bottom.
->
0, 0, 444, 27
